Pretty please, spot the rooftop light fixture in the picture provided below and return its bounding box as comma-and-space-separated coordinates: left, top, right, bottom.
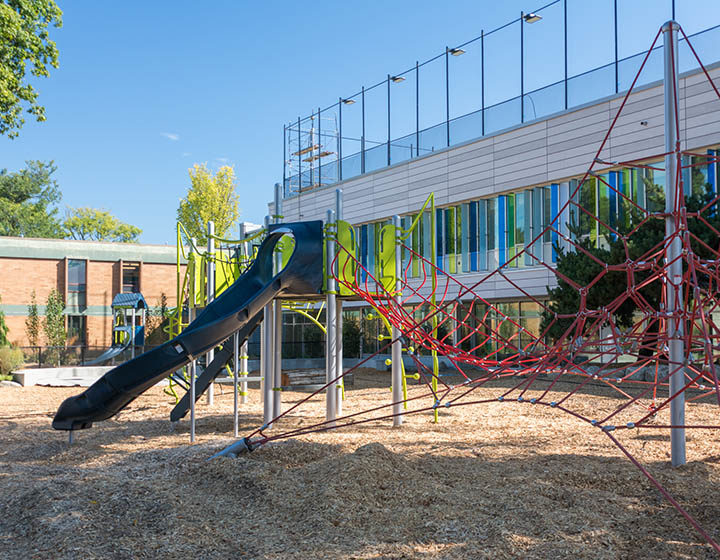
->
341, 98, 355, 105
523, 12, 542, 23
390, 75, 405, 83
449, 47, 465, 56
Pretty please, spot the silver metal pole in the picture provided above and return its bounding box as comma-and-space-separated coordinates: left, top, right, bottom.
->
206, 221, 215, 406
130, 310, 136, 359
233, 331, 239, 438
262, 216, 274, 426
392, 215, 403, 427
663, 20, 685, 467
188, 238, 198, 442
326, 209, 338, 426
240, 338, 249, 405
189, 359, 196, 443
335, 188, 344, 417
239, 223, 249, 405
273, 183, 283, 420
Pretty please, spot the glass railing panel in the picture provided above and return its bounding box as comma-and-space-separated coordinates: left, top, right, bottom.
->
320, 160, 339, 186
617, 45, 663, 92
341, 152, 362, 180
567, 63, 614, 108
365, 143, 388, 173
449, 109, 483, 145
679, 25, 720, 74
484, 96, 521, 135
523, 81, 564, 122
418, 122, 446, 155
390, 132, 416, 165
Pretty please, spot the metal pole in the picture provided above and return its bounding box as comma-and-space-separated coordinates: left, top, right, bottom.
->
240, 223, 249, 405
338, 100, 343, 181
318, 107, 322, 186
262, 215, 274, 426
326, 209, 338, 426
361, 86, 366, 173
614, 0, 619, 93
335, 189, 344, 417
415, 61, 420, 157
564, 1, 568, 109
189, 359, 196, 442
481, 30, 485, 135
189, 237, 197, 441
233, 331, 239, 438
206, 221, 215, 406
297, 116, 302, 191
282, 124, 286, 195
130, 310, 136, 359
387, 75, 391, 166
392, 215, 403, 427
663, 20, 685, 467
445, 47, 450, 147
273, 183, 283, 421
520, 12, 524, 123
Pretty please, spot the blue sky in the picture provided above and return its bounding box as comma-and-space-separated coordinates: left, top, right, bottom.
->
2, 0, 719, 244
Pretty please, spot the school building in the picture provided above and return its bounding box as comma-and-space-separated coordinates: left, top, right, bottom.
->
0, 237, 182, 348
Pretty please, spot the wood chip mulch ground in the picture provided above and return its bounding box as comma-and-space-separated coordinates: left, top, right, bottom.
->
1, 369, 719, 559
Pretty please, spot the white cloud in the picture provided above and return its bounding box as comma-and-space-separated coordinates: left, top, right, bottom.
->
216, 157, 230, 163
181, 152, 191, 157
161, 132, 180, 141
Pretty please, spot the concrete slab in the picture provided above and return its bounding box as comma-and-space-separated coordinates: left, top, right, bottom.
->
13, 366, 115, 387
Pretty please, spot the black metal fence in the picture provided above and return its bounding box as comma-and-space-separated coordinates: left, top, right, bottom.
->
18, 345, 165, 368
284, 2, 720, 195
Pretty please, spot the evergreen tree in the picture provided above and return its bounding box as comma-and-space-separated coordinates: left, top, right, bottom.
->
542, 163, 720, 349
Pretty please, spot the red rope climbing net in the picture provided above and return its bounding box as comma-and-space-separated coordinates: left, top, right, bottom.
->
247, 24, 720, 552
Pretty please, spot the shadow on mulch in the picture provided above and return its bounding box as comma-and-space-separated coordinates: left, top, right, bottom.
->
1, 433, 718, 560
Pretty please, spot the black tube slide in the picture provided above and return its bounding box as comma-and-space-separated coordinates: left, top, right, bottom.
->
53, 221, 323, 431
170, 311, 262, 423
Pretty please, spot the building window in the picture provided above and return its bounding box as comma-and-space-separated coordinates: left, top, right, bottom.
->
122, 263, 140, 293
67, 315, 86, 345
67, 259, 87, 308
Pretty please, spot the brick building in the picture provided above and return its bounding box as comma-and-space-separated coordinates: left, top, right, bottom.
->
0, 237, 184, 347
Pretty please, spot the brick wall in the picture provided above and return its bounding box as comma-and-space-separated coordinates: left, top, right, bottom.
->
0, 257, 63, 307
1, 256, 185, 347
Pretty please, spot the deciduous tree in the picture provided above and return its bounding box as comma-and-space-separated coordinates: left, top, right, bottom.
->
25, 290, 40, 346
43, 288, 65, 347
0, 0, 63, 139
177, 164, 240, 245
63, 207, 142, 242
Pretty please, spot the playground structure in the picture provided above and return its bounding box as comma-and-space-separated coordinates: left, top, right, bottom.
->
52, 21, 720, 552
83, 292, 147, 366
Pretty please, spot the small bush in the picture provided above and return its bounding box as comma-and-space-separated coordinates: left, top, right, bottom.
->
0, 347, 24, 380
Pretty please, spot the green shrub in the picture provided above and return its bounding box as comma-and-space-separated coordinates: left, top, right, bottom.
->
0, 347, 24, 380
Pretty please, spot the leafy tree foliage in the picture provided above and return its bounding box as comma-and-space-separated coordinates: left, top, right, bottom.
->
0, 294, 10, 346
0, 160, 62, 237
0, 0, 63, 138
177, 164, 240, 245
43, 288, 65, 347
145, 293, 170, 345
63, 207, 142, 242
25, 289, 40, 346
542, 162, 720, 347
